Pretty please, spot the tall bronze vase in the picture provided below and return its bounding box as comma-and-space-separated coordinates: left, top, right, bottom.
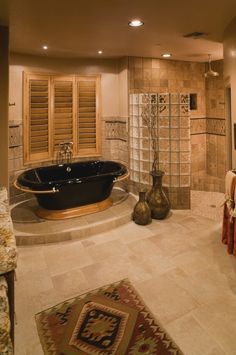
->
147, 170, 170, 219
133, 191, 152, 225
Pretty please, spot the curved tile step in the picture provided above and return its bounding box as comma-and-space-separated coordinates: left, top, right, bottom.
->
11, 188, 136, 246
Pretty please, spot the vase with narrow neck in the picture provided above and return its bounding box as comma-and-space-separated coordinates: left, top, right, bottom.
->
133, 191, 152, 225
147, 170, 170, 219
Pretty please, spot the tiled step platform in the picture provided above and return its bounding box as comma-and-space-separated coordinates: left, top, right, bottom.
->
11, 188, 136, 246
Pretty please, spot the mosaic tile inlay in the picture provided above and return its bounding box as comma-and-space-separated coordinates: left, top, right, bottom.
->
191, 118, 226, 136
105, 120, 127, 142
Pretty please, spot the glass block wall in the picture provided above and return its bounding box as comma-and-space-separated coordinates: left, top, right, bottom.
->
129, 93, 191, 209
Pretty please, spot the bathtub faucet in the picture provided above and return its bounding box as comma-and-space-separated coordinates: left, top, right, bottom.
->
57, 142, 73, 164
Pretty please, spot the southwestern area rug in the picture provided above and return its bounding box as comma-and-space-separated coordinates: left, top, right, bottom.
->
35, 279, 183, 355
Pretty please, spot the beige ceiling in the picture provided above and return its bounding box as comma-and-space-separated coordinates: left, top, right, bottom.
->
2, 0, 236, 61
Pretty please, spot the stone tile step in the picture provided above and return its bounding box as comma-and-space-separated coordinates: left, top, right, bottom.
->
11, 188, 136, 246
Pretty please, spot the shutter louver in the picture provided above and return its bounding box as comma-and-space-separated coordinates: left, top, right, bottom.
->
77, 77, 99, 154
52, 78, 76, 153
24, 74, 51, 162
30, 80, 49, 153
24, 73, 101, 164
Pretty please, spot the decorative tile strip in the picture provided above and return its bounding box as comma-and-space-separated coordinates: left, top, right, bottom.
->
9, 125, 21, 148
105, 119, 128, 142
206, 118, 226, 136
190, 117, 226, 136
190, 118, 206, 135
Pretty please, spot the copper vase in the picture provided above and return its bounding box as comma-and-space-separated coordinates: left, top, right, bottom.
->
147, 170, 170, 219
133, 191, 152, 225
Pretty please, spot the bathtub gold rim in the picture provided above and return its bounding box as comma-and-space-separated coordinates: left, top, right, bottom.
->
36, 197, 113, 220
14, 180, 59, 194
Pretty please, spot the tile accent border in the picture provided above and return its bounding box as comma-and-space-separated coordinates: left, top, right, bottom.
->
103, 117, 128, 142
206, 118, 226, 136
191, 117, 226, 136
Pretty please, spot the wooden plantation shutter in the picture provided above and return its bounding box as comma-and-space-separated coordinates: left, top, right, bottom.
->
77, 76, 101, 156
23, 73, 101, 163
24, 73, 51, 162
52, 76, 77, 155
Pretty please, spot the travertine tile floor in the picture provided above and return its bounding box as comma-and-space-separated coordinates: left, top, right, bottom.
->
15, 192, 236, 355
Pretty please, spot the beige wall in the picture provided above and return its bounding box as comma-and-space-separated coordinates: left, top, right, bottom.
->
0, 26, 9, 189
224, 16, 236, 168
101, 58, 129, 171
9, 53, 121, 120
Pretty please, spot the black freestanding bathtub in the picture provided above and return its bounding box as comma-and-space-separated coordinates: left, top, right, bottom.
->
15, 160, 128, 219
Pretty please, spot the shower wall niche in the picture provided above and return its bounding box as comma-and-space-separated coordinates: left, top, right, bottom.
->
129, 92, 191, 209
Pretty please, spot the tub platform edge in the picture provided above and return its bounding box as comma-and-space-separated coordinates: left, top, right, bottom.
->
36, 197, 113, 220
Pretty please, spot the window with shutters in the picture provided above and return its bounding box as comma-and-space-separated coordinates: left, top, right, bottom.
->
23, 72, 101, 163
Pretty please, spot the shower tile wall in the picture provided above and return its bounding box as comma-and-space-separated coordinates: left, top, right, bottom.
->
129, 57, 206, 208
191, 60, 226, 192
191, 119, 226, 192
128, 56, 226, 195
129, 93, 191, 209
206, 60, 226, 191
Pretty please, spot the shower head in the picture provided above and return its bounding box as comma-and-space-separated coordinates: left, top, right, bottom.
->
204, 54, 219, 78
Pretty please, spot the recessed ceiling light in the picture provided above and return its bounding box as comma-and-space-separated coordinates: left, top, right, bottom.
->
128, 19, 144, 27
43, 45, 48, 50
98, 50, 103, 54
161, 53, 172, 58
